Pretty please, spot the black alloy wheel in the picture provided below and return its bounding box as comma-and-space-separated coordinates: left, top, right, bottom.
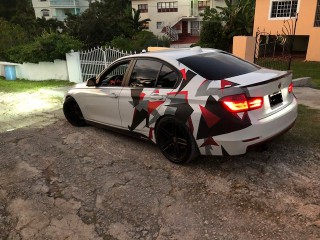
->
156, 117, 198, 163
63, 97, 87, 127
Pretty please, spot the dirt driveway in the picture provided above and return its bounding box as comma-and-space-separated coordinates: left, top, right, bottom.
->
0, 90, 319, 240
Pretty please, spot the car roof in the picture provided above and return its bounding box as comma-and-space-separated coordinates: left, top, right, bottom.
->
120, 47, 223, 62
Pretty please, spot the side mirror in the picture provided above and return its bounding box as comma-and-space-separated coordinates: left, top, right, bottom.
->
86, 77, 96, 87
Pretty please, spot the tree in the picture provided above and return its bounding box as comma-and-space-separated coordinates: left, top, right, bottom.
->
0, 0, 65, 40
1, 0, 37, 38
0, 0, 83, 63
10, 0, 35, 24
198, 8, 227, 50
120, 7, 151, 38
0, 0, 20, 22
111, 31, 170, 52
218, 0, 255, 38
36, 17, 65, 34
0, 18, 28, 61
199, 0, 255, 52
65, 0, 131, 48
126, 8, 151, 36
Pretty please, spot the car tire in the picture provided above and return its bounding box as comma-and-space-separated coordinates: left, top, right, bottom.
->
63, 97, 87, 127
155, 116, 199, 164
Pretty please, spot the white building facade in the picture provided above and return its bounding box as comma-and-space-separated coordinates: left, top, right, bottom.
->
131, 0, 226, 42
32, 0, 93, 21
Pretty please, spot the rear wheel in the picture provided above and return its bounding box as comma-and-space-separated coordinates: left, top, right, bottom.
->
63, 97, 87, 127
155, 117, 198, 164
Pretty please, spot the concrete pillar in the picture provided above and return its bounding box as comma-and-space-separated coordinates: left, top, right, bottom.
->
232, 36, 256, 63
66, 51, 83, 83
306, 33, 320, 61
0, 64, 5, 77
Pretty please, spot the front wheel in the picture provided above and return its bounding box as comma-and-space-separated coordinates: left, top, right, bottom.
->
155, 117, 199, 164
63, 97, 87, 127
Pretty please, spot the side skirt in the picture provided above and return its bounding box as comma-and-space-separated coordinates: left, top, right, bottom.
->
85, 120, 153, 143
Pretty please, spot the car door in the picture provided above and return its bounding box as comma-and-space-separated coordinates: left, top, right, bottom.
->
118, 58, 180, 134
78, 60, 132, 127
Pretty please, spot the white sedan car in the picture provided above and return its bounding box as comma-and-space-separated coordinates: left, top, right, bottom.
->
63, 47, 297, 163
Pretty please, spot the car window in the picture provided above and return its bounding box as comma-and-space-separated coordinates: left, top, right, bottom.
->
129, 60, 162, 88
178, 52, 260, 80
99, 61, 130, 87
156, 64, 179, 88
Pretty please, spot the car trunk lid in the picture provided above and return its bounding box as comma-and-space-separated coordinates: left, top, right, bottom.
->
226, 69, 294, 120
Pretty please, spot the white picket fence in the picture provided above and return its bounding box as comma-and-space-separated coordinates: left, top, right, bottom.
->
79, 46, 136, 81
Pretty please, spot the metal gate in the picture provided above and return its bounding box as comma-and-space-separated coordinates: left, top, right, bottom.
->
254, 17, 298, 71
79, 46, 135, 81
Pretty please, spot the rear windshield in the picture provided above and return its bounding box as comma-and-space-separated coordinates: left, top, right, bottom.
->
178, 52, 260, 80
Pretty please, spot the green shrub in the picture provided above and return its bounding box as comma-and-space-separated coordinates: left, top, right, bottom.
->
199, 20, 228, 50
8, 32, 83, 63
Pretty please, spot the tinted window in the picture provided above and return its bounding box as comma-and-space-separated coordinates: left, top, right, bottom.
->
129, 60, 162, 87
178, 52, 260, 80
156, 65, 179, 88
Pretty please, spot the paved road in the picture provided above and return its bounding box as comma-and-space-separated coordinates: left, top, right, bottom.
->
294, 87, 320, 110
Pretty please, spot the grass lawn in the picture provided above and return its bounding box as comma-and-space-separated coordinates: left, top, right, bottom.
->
0, 77, 75, 93
291, 60, 320, 89
277, 105, 320, 146
255, 59, 320, 89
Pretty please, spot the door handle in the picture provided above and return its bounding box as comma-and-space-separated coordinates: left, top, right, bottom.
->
107, 93, 118, 98
150, 94, 164, 100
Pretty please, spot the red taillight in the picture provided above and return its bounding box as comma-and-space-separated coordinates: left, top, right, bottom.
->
220, 94, 263, 113
288, 83, 293, 93
248, 97, 263, 110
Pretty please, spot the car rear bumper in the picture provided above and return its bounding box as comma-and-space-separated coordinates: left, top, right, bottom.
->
199, 98, 298, 156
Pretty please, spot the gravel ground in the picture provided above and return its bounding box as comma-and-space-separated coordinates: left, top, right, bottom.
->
0, 90, 319, 240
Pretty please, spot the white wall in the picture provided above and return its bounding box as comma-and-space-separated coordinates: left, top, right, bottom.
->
15, 60, 69, 81
1, 52, 83, 83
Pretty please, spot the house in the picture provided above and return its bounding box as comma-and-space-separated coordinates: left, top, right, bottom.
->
253, 0, 320, 61
31, 0, 94, 21
131, 0, 227, 45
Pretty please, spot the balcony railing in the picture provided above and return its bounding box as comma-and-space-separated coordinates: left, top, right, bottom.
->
50, 0, 79, 7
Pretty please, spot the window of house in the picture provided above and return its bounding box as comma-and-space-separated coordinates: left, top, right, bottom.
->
198, 1, 210, 11
270, 0, 298, 18
138, 4, 148, 13
157, 2, 178, 12
40, 0, 47, 2
41, 9, 50, 17
315, 0, 320, 27
157, 22, 164, 29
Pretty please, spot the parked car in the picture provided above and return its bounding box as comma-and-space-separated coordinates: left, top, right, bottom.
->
63, 47, 297, 163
